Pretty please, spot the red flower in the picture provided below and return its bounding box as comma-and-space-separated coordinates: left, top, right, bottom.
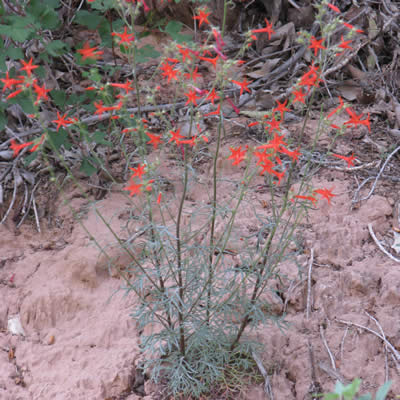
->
30, 134, 45, 152
198, 55, 219, 70
273, 99, 289, 119
332, 152, 356, 167
232, 78, 251, 96
314, 188, 336, 204
264, 118, 281, 133
309, 36, 326, 56
342, 22, 363, 34
184, 67, 202, 82
112, 27, 135, 46
146, 132, 162, 149
160, 61, 179, 82
293, 195, 317, 206
19, 58, 39, 77
177, 45, 193, 62
292, 89, 306, 104
123, 181, 143, 196
206, 88, 219, 104
327, 3, 340, 13
6, 89, 23, 100
252, 18, 275, 40
184, 89, 200, 106
78, 42, 103, 60
169, 129, 184, 145
52, 111, 73, 131
299, 63, 321, 91
257, 132, 287, 153
193, 8, 211, 27
327, 96, 344, 119
179, 136, 197, 147
1, 72, 24, 92
33, 81, 50, 104
10, 139, 33, 157
279, 146, 301, 162
130, 163, 146, 179
228, 146, 247, 165
344, 108, 370, 131
338, 36, 352, 51
93, 100, 114, 115
110, 80, 134, 93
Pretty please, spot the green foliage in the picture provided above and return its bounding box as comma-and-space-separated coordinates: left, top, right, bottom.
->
75, 10, 105, 30
163, 20, 193, 43
135, 45, 161, 63
322, 379, 392, 400
80, 157, 98, 177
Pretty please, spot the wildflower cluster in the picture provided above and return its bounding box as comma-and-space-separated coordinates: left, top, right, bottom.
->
0, 0, 371, 397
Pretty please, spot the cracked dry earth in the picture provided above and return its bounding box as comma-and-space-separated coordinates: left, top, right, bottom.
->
1, 130, 400, 399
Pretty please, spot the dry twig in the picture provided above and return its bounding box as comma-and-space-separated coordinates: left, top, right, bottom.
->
368, 223, 400, 263
306, 248, 314, 319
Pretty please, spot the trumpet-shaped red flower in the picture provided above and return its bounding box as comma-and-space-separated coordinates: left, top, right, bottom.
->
258, 158, 285, 184
206, 88, 219, 104
253, 150, 271, 166
292, 89, 306, 104
327, 96, 344, 118
179, 136, 197, 147
264, 118, 281, 133
93, 100, 113, 115
130, 163, 146, 179
78, 42, 103, 60
198, 55, 219, 70
299, 64, 321, 91
123, 181, 143, 196
169, 129, 184, 145
10, 139, 33, 157
204, 103, 221, 117
232, 78, 251, 96
314, 188, 336, 204
273, 99, 289, 118
252, 18, 275, 40
112, 27, 135, 46
19, 58, 39, 77
33, 81, 50, 104
52, 112, 74, 131
1, 72, 24, 91
6, 89, 23, 100
160, 62, 179, 82
146, 132, 162, 149
293, 195, 317, 206
177, 45, 193, 62
338, 36, 352, 50
332, 152, 356, 167
184, 67, 202, 82
193, 8, 211, 27
258, 132, 287, 153
279, 146, 301, 162
309, 36, 326, 56
184, 89, 201, 106
327, 3, 340, 13
344, 108, 370, 131
228, 146, 247, 165
110, 80, 134, 93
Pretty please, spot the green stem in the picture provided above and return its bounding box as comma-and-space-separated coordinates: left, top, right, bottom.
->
206, 106, 224, 323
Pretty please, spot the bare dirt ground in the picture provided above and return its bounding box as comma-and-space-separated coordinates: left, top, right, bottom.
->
1, 113, 400, 399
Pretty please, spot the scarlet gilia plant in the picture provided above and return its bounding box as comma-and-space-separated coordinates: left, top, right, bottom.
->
0, 0, 369, 397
